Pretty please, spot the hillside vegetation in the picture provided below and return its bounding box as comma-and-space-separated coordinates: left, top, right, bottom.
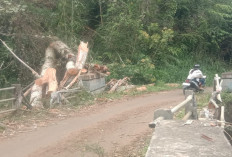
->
1, 0, 232, 87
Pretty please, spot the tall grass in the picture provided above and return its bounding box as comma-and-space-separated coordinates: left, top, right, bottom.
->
155, 54, 230, 86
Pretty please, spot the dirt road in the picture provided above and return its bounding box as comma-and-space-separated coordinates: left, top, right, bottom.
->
0, 89, 184, 157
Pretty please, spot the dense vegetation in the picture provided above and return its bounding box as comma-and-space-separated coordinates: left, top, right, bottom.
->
1, 0, 232, 87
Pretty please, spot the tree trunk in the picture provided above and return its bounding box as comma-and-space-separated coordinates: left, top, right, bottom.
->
30, 41, 74, 108
59, 41, 89, 89
35, 68, 58, 95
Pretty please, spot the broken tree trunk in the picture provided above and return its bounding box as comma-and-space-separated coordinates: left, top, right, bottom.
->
59, 41, 89, 90
76, 41, 89, 70
30, 41, 74, 108
64, 42, 89, 89
35, 68, 58, 95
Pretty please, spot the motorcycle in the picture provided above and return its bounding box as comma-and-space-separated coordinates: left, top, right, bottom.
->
182, 76, 206, 94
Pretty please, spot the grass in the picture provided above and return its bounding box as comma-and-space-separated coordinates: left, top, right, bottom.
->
174, 108, 185, 119
84, 143, 105, 157
138, 137, 152, 157
195, 92, 211, 109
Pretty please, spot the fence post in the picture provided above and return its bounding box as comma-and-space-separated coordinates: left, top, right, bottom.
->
185, 90, 198, 119
12, 84, 22, 109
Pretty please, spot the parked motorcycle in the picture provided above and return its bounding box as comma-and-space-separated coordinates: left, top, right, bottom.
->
182, 76, 206, 94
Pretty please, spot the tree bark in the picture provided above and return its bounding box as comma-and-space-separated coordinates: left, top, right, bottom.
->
30, 41, 74, 108
64, 41, 89, 89
35, 68, 58, 95
60, 41, 89, 89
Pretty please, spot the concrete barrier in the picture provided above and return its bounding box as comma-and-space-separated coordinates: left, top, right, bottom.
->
79, 73, 106, 93
149, 90, 196, 128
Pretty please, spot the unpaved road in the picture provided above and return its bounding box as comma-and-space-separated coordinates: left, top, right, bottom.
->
0, 89, 184, 157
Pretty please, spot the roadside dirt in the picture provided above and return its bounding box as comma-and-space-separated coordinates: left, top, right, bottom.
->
0, 89, 185, 157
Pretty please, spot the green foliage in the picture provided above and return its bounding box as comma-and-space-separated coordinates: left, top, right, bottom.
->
222, 92, 232, 105
70, 90, 94, 106
196, 92, 211, 109
221, 92, 232, 123
154, 49, 230, 84
139, 23, 180, 65
107, 57, 155, 84
84, 144, 104, 157
93, 0, 142, 63
1, 0, 232, 86
0, 90, 14, 110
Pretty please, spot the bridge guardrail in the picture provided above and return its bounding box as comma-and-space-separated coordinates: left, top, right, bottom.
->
149, 90, 197, 128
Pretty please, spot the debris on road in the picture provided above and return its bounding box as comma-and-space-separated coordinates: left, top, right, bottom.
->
136, 86, 147, 92
201, 134, 213, 142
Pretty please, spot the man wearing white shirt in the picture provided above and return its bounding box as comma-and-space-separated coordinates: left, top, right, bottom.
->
187, 64, 206, 87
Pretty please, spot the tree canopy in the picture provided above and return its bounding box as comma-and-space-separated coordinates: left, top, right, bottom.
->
0, 0, 232, 87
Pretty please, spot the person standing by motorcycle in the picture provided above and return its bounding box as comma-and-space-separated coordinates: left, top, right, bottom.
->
187, 64, 206, 88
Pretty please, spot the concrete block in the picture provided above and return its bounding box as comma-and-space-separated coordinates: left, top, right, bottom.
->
146, 120, 232, 157
153, 109, 173, 120
222, 79, 232, 92
79, 73, 106, 93
221, 72, 232, 92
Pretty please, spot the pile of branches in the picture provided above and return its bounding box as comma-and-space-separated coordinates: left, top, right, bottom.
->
106, 77, 131, 93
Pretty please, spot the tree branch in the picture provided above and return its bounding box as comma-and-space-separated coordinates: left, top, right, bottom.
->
0, 39, 40, 78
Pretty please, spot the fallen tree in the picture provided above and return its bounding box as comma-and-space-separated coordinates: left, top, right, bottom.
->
2, 39, 111, 108
30, 41, 76, 108
30, 41, 90, 108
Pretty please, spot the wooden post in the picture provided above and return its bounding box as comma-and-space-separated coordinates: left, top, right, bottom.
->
12, 84, 22, 109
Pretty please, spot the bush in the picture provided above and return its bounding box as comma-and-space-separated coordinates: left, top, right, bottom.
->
107, 57, 156, 85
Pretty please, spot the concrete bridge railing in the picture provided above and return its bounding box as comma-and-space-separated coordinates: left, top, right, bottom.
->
149, 90, 197, 128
